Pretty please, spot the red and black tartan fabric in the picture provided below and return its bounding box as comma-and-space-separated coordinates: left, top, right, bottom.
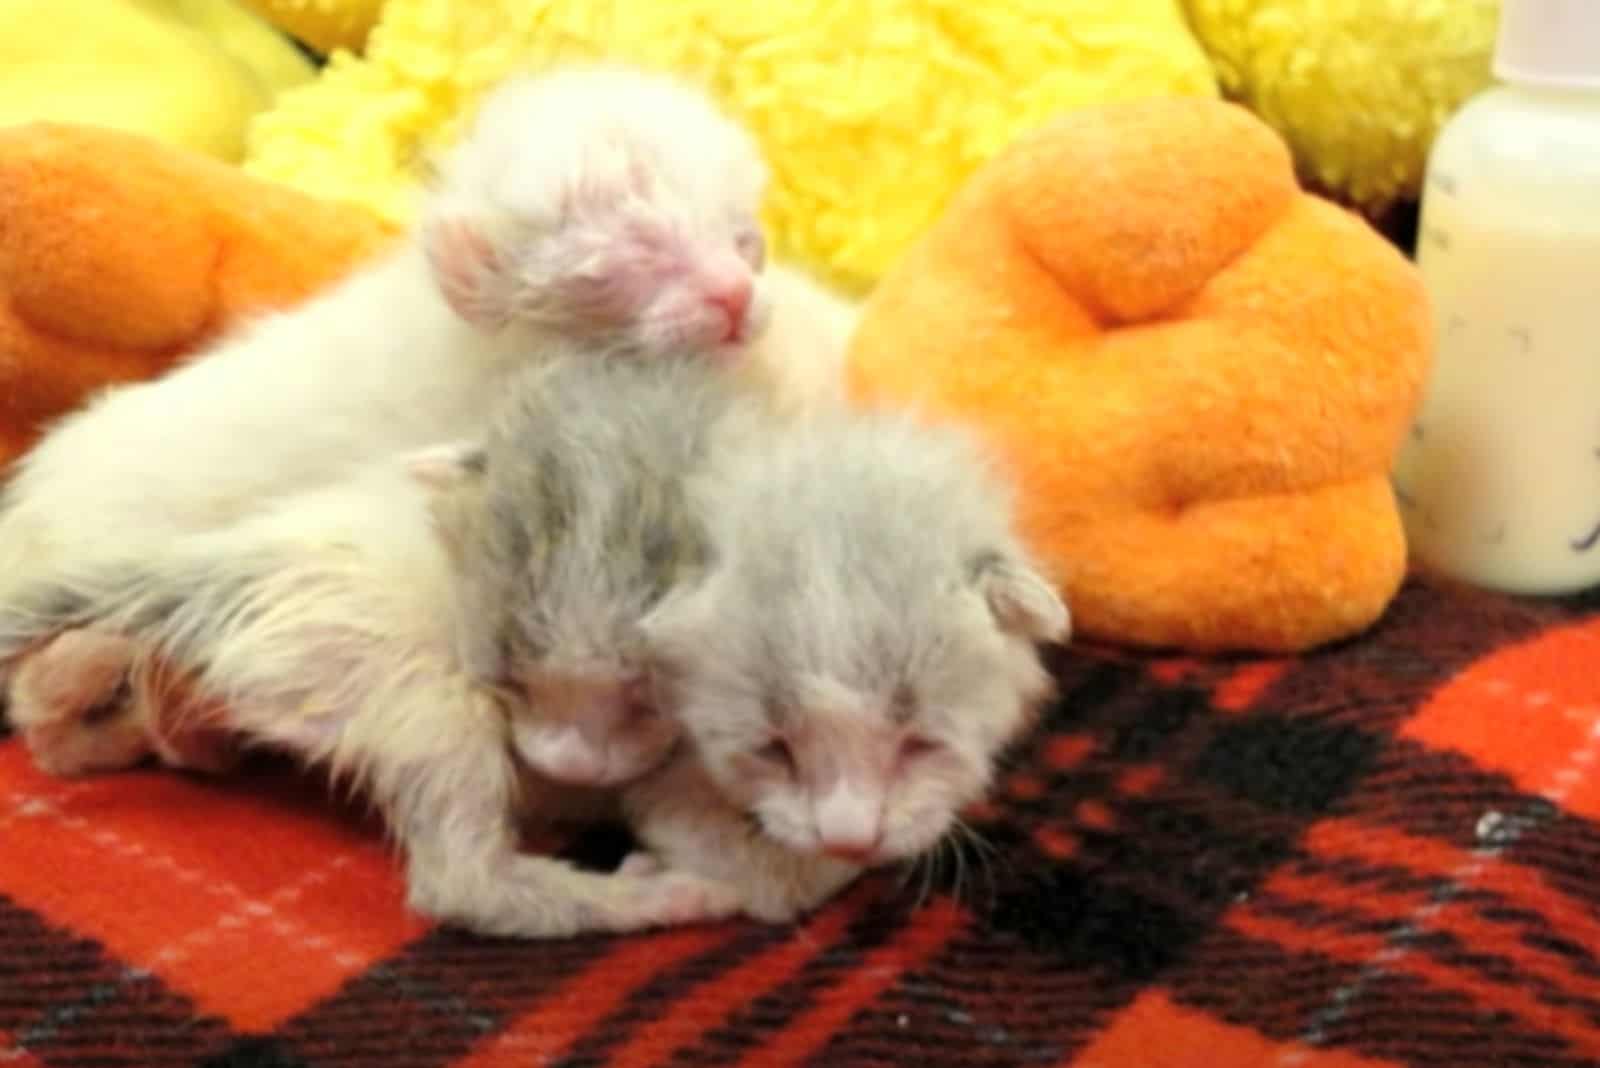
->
3, 574, 1600, 1067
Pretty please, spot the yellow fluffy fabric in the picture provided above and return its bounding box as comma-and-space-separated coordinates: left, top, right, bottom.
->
243, 0, 1216, 291
238, 0, 384, 55
1183, 0, 1500, 213
0, 0, 315, 162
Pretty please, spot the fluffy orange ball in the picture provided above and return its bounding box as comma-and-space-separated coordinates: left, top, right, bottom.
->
845, 96, 1432, 653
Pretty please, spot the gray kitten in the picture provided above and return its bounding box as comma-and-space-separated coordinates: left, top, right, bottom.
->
431, 359, 1071, 923
423, 351, 740, 786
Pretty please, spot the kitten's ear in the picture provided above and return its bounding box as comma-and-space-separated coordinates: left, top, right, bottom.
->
969, 550, 1071, 643
405, 440, 488, 491
411, 441, 487, 566
423, 213, 511, 330
636, 578, 719, 667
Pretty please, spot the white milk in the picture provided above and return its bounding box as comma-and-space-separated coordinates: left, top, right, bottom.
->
1394, 0, 1600, 594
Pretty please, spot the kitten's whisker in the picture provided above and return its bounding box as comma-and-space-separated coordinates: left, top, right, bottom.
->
895, 858, 920, 892
910, 848, 936, 912
950, 818, 1000, 910
950, 832, 969, 908
951, 816, 997, 859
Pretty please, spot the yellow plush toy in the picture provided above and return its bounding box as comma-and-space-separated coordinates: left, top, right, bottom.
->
1182, 0, 1500, 214
0, 0, 315, 162
846, 97, 1433, 654
238, 0, 384, 55
243, 0, 1217, 292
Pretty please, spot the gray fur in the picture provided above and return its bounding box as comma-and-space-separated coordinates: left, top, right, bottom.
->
627, 402, 1070, 914
437, 350, 741, 691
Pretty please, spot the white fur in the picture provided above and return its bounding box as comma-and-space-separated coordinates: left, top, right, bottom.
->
736, 263, 861, 417
24, 456, 740, 938
0, 63, 776, 688
0, 65, 867, 786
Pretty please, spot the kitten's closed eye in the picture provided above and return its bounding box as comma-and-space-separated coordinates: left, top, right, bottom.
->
734, 227, 766, 271
757, 737, 796, 775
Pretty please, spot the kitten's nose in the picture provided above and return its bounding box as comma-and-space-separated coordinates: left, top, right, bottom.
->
814, 782, 883, 864
706, 279, 752, 342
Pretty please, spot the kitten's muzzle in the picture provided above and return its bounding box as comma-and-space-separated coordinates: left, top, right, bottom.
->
700, 280, 752, 347
812, 781, 886, 864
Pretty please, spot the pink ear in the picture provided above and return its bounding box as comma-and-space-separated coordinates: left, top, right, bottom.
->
404, 439, 486, 490
424, 215, 508, 329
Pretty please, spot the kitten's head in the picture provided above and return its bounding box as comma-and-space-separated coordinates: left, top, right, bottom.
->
639, 415, 1070, 866
422, 66, 771, 358
410, 435, 687, 788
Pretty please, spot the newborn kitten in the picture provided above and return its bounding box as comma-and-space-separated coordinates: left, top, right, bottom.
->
425, 361, 1070, 923
420, 354, 738, 788
422, 65, 772, 351
0, 358, 740, 937
622, 402, 1071, 921
0, 64, 774, 772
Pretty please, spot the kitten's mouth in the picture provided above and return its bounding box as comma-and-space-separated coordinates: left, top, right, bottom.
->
820, 842, 882, 865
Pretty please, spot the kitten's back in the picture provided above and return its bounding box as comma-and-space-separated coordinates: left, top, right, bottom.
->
461, 352, 741, 675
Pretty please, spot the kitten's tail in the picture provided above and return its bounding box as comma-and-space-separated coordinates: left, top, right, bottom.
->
0, 570, 148, 668
0, 552, 269, 690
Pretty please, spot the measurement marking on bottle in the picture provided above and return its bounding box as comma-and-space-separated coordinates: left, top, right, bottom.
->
1573, 520, 1600, 553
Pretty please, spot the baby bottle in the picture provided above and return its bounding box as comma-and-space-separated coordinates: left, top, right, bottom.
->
1393, 0, 1600, 594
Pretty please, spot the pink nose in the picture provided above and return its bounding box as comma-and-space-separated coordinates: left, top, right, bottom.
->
706, 280, 752, 342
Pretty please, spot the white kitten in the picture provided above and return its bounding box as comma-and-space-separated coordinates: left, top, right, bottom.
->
0, 65, 782, 769
0, 427, 736, 938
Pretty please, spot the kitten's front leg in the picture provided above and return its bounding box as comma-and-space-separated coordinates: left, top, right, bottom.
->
380, 700, 740, 938
622, 753, 861, 924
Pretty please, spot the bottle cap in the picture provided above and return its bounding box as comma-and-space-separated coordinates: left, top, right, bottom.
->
1495, 0, 1600, 90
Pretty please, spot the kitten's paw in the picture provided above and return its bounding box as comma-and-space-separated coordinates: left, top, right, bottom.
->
10, 629, 149, 777
640, 871, 744, 928
616, 850, 666, 878
739, 895, 805, 925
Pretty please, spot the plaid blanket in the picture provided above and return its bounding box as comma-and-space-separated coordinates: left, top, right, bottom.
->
3, 574, 1599, 1068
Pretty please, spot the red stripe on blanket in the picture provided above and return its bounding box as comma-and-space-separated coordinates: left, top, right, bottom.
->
729, 896, 966, 1068
600, 882, 876, 1068
1147, 657, 1200, 685
1071, 990, 1402, 1068
1261, 865, 1600, 1008
1213, 661, 1289, 713
1400, 618, 1600, 819
454, 925, 735, 1067
0, 745, 422, 1029
1228, 908, 1600, 1054
0, 1032, 48, 1068
1303, 820, 1600, 956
